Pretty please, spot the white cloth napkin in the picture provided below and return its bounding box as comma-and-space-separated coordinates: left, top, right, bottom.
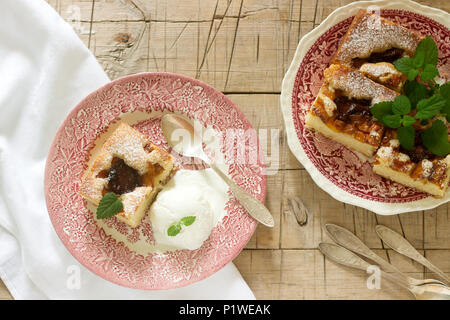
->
0, 0, 255, 300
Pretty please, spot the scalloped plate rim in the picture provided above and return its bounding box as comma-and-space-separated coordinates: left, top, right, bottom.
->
44, 71, 267, 290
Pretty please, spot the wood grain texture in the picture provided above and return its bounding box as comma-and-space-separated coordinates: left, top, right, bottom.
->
1, 0, 448, 300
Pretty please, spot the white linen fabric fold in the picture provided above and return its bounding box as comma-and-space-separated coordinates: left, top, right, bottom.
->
0, 0, 254, 300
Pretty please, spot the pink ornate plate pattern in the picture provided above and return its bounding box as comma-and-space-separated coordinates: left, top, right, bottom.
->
281, 0, 450, 214
44, 73, 266, 289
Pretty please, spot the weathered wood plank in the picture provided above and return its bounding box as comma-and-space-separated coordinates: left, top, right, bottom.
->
233, 249, 282, 299
424, 205, 450, 249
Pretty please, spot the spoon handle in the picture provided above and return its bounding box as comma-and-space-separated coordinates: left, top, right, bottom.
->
375, 225, 450, 286
209, 163, 275, 227
318, 243, 411, 290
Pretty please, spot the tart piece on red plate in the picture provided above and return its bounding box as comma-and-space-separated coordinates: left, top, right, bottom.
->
373, 123, 450, 197
79, 122, 176, 227
305, 64, 399, 157
331, 9, 423, 91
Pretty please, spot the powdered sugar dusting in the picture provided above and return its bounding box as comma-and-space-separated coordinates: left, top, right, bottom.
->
104, 123, 153, 175
320, 94, 337, 116
335, 12, 421, 64
120, 187, 152, 219
370, 130, 380, 138
422, 159, 433, 178
377, 146, 393, 162
326, 64, 398, 103
397, 153, 410, 162
360, 62, 401, 77
389, 139, 400, 148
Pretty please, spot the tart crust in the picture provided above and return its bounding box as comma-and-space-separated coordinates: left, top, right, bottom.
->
305, 64, 398, 157
373, 142, 450, 197
79, 122, 176, 227
331, 9, 422, 91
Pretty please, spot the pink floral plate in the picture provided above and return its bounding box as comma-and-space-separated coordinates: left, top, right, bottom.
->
44, 72, 266, 289
281, 0, 450, 215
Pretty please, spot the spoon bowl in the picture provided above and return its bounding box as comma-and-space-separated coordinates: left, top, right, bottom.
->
161, 114, 204, 159
161, 114, 275, 227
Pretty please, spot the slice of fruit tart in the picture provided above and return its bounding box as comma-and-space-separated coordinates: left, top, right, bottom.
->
331, 9, 422, 92
79, 122, 176, 227
374, 125, 450, 197
305, 64, 398, 157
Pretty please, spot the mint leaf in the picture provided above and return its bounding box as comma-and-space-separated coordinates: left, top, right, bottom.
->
408, 69, 420, 81
440, 82, 450, 99
402, 115, 416, 127
416, 36, 438, 66
416, 95, 446, 120
392, 95, 411, 115
404, 81, 431, 107
421, 120, 450, 157
167, 224, 182, 237
420, 64, 439, 82
167, 216, 197, 236
397, 126, 415, 151
383, 114, 402, 128
180, 216, 196, 226
370, 101, 393, 122
393, 57, 414, 74
413, 51, 425, 69
440, 82, 450, 121
96, 193, 123, 219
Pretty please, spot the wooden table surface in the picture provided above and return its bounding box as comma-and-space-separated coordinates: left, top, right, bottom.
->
2, 0, 449, 300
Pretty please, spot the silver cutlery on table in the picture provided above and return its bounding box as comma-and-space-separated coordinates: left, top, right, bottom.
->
319, 242, 450, 300
161, 113, 275, 227
324, 224, 446, 287
375, 225, 450, 286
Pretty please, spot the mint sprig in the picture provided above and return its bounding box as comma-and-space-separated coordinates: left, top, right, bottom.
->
393, 36, 438, 83
392, 95, 410, 115
404, 81, 430, 107
371, 95, 418, 149
371, 95, 414, 129
421, 120, 450, 157
397, 126, 415, 151
421, 64, 439, 82
415, 95, 446, 120
440, 82, 450, 121
416, 36, 438, 66
371, 92, 448, 154
167, 216, 197, 237
371, 35, 450, 158
96, 193, 123, 219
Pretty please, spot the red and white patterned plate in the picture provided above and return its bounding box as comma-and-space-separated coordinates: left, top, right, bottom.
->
44, 72, 266, 289
281, 0, 450, 215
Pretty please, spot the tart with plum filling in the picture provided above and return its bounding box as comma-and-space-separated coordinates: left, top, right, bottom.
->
331, 10, 422, 91
79, 122, 176, 227
374, 125, 450, 197
305, 64, 398, 157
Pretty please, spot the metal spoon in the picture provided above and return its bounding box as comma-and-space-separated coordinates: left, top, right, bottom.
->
319, 243, 450, 300
160, 113, 275, 227
375, 225, 450, 286
324, 224, 446, 287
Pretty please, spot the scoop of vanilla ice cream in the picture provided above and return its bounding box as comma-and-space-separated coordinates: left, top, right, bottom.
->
150, 173, 222, 250
150, 169, 229, 251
